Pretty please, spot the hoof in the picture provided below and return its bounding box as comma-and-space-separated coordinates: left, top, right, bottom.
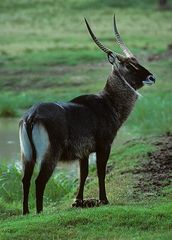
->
82, 199, 99, 208
72, 199, 109, 208
23, 210, 29, 215
98, 199, 109, 205
72, 199, 83, 208
72, 199, 101, 208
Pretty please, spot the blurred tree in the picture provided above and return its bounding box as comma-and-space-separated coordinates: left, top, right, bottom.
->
158, 0, 168, 8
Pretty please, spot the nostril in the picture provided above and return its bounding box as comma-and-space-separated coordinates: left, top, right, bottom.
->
148, 75, 155, 82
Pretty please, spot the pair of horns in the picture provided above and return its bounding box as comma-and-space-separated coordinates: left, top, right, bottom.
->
85, 15, 134, 59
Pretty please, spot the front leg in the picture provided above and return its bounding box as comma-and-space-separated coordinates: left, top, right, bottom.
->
96, 145, 111, 204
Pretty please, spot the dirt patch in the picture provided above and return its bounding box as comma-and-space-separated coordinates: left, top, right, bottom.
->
123, 133, 172, 199
148, 44, 172, 61
0, 61, 106, 91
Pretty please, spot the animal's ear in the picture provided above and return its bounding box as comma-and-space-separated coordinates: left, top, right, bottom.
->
107, 52, 116, 65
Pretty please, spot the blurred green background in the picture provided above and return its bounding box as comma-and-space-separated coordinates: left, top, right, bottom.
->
0, 0, 171, 136
0, 1, 172, 239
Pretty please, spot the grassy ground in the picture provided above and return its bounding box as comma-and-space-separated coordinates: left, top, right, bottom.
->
0, 0, 172, 239
0, 137, 172, 239
0, 204, 172, 240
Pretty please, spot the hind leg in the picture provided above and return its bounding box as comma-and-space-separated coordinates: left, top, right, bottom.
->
35, 152, 60, 214
22, 155, 35, 215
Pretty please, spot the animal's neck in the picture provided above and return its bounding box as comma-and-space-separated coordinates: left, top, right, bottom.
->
103, 71, 138, 124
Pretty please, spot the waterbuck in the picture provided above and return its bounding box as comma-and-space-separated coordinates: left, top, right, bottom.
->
19, 15, 155, 214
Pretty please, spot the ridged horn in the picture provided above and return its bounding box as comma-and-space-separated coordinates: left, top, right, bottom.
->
113, 14, 134, 58
84, 18, 113, 55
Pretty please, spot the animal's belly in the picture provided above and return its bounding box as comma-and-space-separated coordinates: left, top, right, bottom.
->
60, 137, 96, 161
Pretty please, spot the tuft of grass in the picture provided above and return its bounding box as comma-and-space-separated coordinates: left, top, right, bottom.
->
0, 163, 77, 217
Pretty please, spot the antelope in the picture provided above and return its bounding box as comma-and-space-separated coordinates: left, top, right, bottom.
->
19, 15, 155, 214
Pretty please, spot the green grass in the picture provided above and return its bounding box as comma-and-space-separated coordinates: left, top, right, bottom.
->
1, 136, 172, 239
0, 0, 172, 239
0, 163, 77, 219
0, 204, 172, 240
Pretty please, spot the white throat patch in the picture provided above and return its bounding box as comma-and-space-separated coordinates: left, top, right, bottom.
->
112, 62, 142, 98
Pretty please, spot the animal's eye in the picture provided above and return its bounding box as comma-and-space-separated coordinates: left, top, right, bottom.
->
125, 63, 132, 70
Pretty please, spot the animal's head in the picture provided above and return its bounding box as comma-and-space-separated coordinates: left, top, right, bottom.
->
85, 15, 155, 90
